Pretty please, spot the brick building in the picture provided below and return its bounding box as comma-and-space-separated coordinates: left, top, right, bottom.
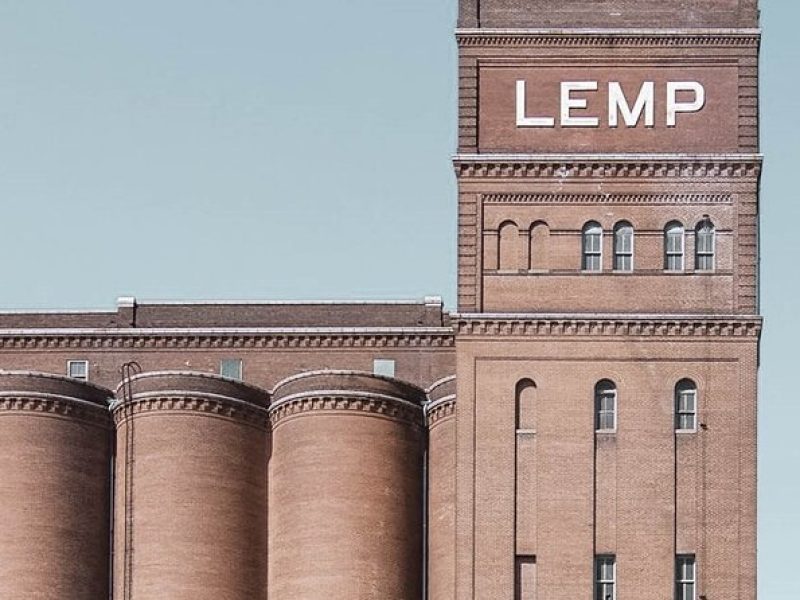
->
0, 1, 761, 599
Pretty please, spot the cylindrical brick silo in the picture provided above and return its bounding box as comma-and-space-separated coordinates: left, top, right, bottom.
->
269, 370, 427, 600
0, 371, 113, 600
112, 371, 269, 600
426, 376, 457, 600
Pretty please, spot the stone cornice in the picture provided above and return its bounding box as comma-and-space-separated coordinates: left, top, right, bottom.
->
112, 393, 268, 429
483, 193, 732, 205
0, 329, 454, 350
456, 28, 761, 48
0, 392, 112, 428
426, 396, 456, 429
454, 315, 762, 338
269, 391, 424, 429
454, 155, 762, 179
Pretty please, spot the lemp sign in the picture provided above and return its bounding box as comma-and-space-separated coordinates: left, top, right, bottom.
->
515, 80, 706, 128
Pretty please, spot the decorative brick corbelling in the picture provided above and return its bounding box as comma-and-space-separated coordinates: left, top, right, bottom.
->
0, 392, 112, 428
269, 391, 424, 429
456, 29, 761, 48
454, 316, 762, 338
483, 193, 732, 205
454, 156, 762, 179
426, 396, 456, 429
0, 330, 455, 350
112, 393, 268, 429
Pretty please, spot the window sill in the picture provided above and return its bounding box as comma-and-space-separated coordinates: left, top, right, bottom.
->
595, 429, 617, 435
675, 429, 697, 435
516, 429, 536, 435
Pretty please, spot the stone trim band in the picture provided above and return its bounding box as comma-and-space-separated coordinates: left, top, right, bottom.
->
0, 331, 455, 350
456, 29, 761, 47
483, 193, 732, 205
454, 155, 762, 179
0, 392, 112, 427
112, 393, 268, 429
455, 316, 762, 338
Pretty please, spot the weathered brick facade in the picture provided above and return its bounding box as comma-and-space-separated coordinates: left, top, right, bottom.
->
0, 2, 760, 599
451, 1, 761, 599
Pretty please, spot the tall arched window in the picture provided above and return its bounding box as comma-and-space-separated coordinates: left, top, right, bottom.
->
695, 219, 715, 271
582, 221, 603, 271
664, 221, 685, 271
499, 221, 519, 271
675, 379, 698, 431
529, 221, 550, 271
613, 221, 634, 271
595, 380, 617, 431
516, 378, 537, 431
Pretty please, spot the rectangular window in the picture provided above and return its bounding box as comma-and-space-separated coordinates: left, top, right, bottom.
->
584, 254, 602, 271
614, 226, 633, 271
676, 555, 696, 600
666, 253, 683, 271
614, 253, 632, 272
583, 231, 602, 271
515, 555, 536, 600
595, 555, 616, 600
67, 360, 89, 381
696, 255, 713, 271
665, 229, 685, 271
595, 387, 617, 432
219, 358, 243, 380
676, 389, 697, 431
696, 236, 714, 270
372, 359, 396, 377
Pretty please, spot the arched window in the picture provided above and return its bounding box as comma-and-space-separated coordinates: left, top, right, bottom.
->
515, 379, 537, 431
529, 221, 550, 271
595, 380, 617, 431
675, 379, 698, 431
695, 219, 715, 271
582, 221, 603, 271
499, 220, 519, 271
613, 221, 634, 271
664, 221, 685, 271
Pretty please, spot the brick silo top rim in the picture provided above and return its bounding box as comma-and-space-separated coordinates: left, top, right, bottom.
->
114, 370, 269, 397
426, 375, 456, 394
0, 370, 114, 396
272, 369, 426, 396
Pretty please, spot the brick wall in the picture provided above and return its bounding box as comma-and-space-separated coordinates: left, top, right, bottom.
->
459, 0, 759, 28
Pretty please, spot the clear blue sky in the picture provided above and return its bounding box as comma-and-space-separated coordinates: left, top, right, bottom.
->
0, 1, 796, 596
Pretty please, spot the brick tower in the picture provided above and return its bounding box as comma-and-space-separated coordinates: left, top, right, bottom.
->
452, 2, 761, 599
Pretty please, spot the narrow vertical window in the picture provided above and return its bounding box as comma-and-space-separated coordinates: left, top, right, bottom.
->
665, 221, 685, 271
595, 380, 617, 432
582, 221, 603, 271
676, 555, 696, 600
67, 360, 89, 381
613, 221, 634, 271
220, 358, 243, 380
515, 555, 537, 600
595, 555, 616, 600
515, 379, 537, 432
695, 219, 715, 271
499, 220, 520, 271
675, 379, 698, 431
